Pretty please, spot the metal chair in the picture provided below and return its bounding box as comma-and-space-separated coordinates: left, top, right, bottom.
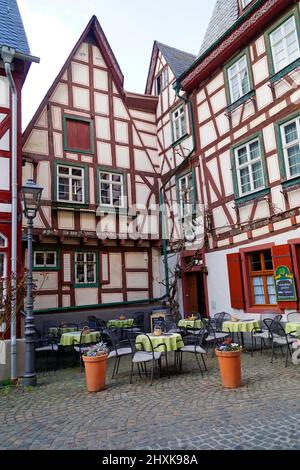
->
34, 327, 59, 370
106, 328, 133, 380
176, 327, 208, 375
205, 318, 230, 357
128, 334, 168, 386
123, 312, 145, 338
73, 329, 98, 372
263, 319, 298, 367
251, 313, 281, 357
287, 312, 300, 322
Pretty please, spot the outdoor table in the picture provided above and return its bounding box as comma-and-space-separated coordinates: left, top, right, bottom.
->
222, 319, 260, 349
49, 327, 77, 337
178, 319, 203, 329
285, 322, 300, 338
59, 331, 100, 347
135, 333, 184, 353
107, 319, 134, 328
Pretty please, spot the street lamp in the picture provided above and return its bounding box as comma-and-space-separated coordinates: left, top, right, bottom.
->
21, 179, 43, 387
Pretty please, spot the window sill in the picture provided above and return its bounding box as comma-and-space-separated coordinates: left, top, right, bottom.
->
52, 202, 89, 210
269, 57, 300, 85
97, 206, 128, 215
171, 133, 189, 148
73, 283, 99, 289
234, 187, 270, 207
226, 90, 255, 114
281, 176, 300, 192
32, 267, 59, 272
64, 147, 94, 156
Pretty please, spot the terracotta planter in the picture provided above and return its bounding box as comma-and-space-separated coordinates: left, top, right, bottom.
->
82, 354, 107, 392
215, 349, 242, 389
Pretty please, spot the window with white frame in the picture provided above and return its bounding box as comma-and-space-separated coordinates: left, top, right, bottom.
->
227, 55, 251, 103
0, 253, 6, 279
270, 16, 300, 74
178, 172, 194, 218
99, 171, 125, 208
57, 165, 85, 204
234, 138, 265, 196
241, 0, 252, 8
34, 251, 57, 269
75, 252, 97, 285
172, 105, 187, 142
280, 116, 300, 179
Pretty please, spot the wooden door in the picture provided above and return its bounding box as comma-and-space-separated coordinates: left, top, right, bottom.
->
185, 273, 199, 314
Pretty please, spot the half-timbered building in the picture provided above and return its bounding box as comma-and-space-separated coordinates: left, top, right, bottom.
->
0, 0, 34, 338
22, 16, 163, 315
155, 0, 300, 319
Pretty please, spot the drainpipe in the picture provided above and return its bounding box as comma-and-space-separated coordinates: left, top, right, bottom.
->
0, 46, 39, 381
159, 82, 196, 298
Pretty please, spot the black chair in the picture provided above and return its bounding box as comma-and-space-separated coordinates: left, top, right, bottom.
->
87, 315, 98, 329
210, 312, 230, 332
41, 321, 59, 338
127, 334, 168, 386
105, 328, 133, 380
176, 328, 208, 375
204, 318, 230, 357
73, 329, 98, 371
251, 313, 282, 356
123, 312, 145, 338
263, 319, 298, 367
34, 327, 59, 370
95, 318, 108, 331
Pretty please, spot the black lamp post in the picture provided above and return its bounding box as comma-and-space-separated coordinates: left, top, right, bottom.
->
21, 179, 43, 387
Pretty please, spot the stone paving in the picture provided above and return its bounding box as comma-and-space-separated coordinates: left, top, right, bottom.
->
0, 349, 299, 450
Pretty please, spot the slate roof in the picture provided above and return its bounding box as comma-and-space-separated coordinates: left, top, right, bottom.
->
0, 0, 30, 55
156, 42, 196, 78
198, 0, 239, 56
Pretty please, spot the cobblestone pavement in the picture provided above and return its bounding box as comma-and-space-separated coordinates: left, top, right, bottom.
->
0, 350, 299, 450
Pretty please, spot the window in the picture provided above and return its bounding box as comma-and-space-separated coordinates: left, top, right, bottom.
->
178, 172, 194, 218
0, 253, 6, 279
99, 171, 125, 208
64, 116, 93, 154
75, 252, 97, 285
269, 16, 300, 74
155, 69, 168, 95
234, 138, 265, 197
248, 250, 276, 305
33, 251, 57, 269
280, 116, 300, 179
241, 0, 252, 8
0, 234, 7, 248
57, 164, 85, 204
172, 105, 187, 143
227, 55, 251, 103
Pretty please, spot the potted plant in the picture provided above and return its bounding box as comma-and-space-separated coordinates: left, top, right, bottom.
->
82, 342, 109, 393
215, 338, 242, 389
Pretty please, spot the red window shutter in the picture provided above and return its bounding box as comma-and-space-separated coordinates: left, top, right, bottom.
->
271, 244, 297, 309
227, 253, 245, 309
66, 118, 91, 152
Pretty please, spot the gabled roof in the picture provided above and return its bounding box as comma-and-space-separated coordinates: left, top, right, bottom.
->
23, 15, 125, 144
198, 0, 239, 56
0, 0, 30, 55
145, 41, 196, 94
156, 42, 196, 78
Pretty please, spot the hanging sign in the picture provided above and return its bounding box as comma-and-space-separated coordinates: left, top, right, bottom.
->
274, 266, 297, 302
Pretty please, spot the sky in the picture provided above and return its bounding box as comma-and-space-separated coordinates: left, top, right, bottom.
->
19, 0, 216, 129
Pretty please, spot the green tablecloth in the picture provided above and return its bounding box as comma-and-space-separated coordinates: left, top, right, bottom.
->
59, 331, 100, 347
222, 320, 260, 333
107, 319, 134, 328
285, 322, 300, 337
136, 333, 184, 353
178, 319, 203, 329
49, 327, 77, 336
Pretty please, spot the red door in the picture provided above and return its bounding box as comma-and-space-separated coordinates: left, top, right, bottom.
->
185, 273, 199, 314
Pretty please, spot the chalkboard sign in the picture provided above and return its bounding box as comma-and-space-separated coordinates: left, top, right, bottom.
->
274, 266, 297, 302
150, 312, 168, 332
